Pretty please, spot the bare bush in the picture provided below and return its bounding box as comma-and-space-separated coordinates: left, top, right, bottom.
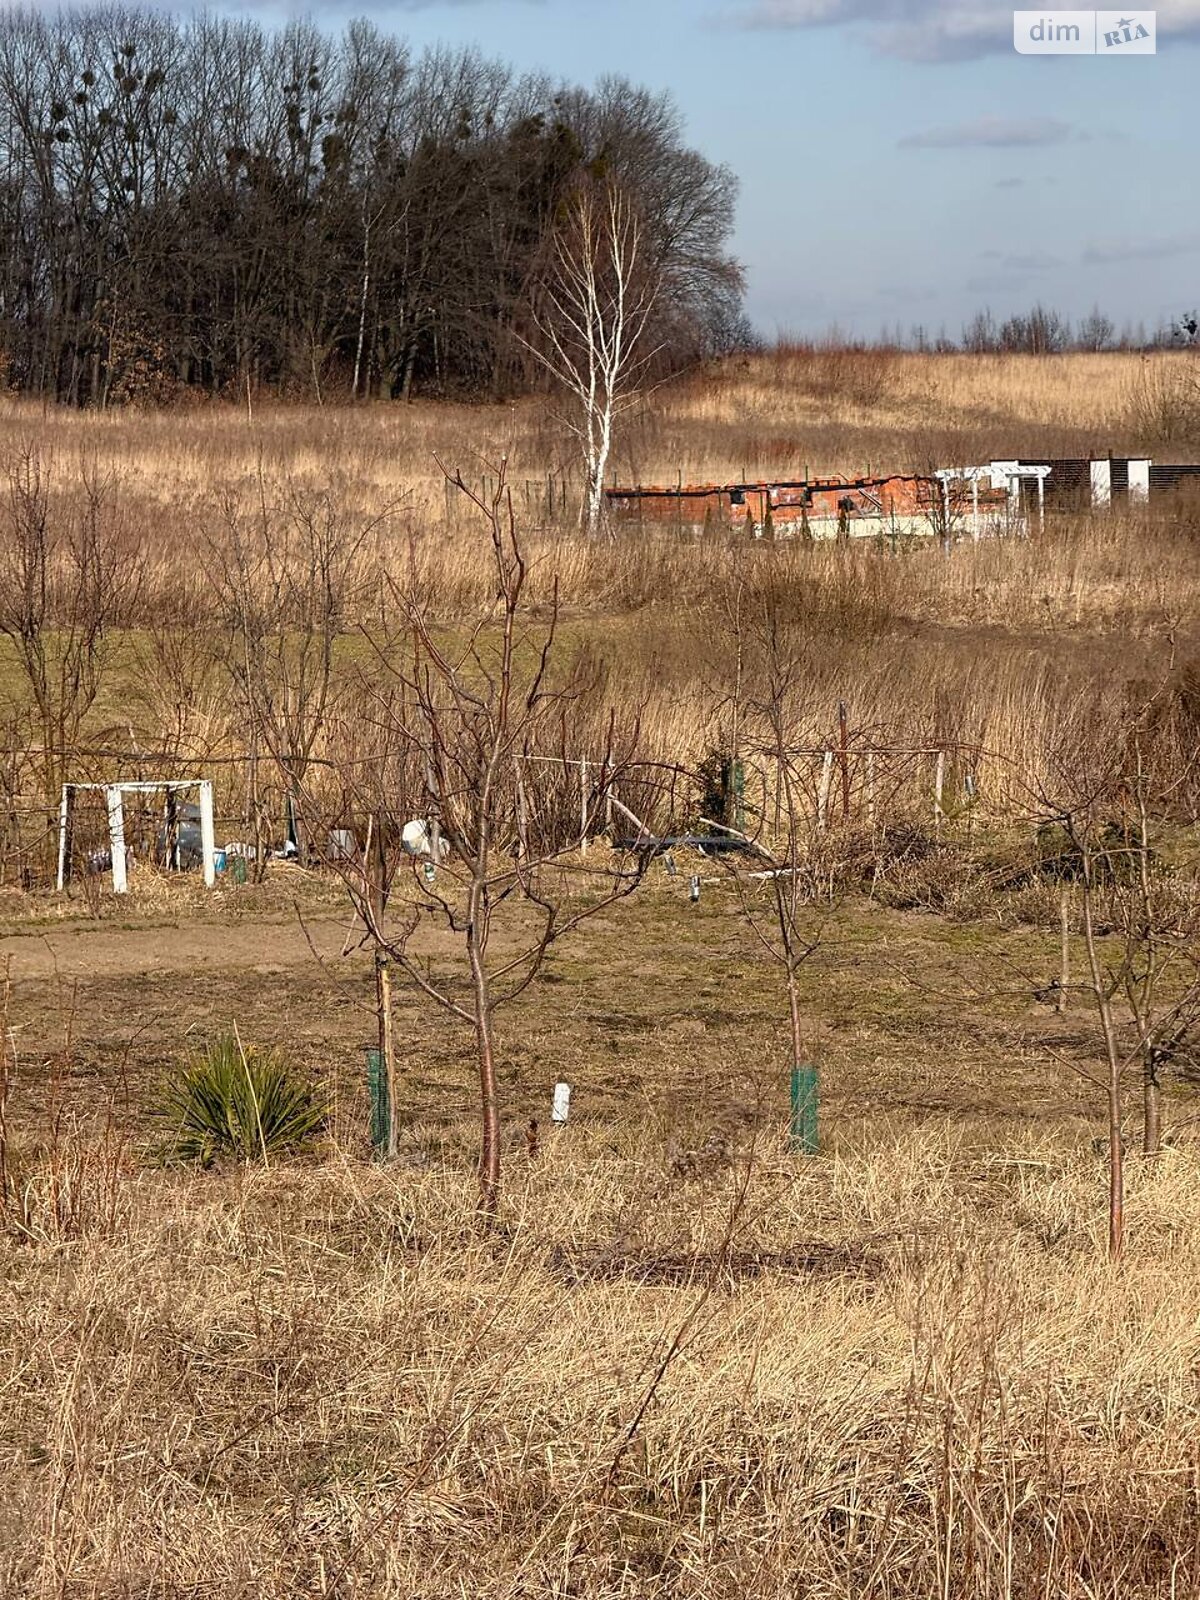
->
0, 450, 143, 878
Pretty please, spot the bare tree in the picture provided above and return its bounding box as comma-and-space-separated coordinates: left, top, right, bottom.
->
1077, 306, 1115, 352
705, 584, 854, 1138
211, 475, 390, 871
717, 758, 831, 1096
1035, 713, 1200, 1258
0, 14, 743, 403
0, 450, 142, 877
998, 304, 1071, 355
524, 179, 661, 535
322, 460, 663, 1215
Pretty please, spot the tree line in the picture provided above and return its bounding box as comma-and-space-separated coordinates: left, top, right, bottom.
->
959, 305, 1199, 355
0, 7, 745, 405
860, 305, 1198, 355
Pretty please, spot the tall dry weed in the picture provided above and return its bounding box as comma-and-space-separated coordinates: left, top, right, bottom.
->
3, 1125, 1200, 1596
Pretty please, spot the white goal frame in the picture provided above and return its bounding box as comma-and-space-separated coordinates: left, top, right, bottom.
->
56, 779, 215, 895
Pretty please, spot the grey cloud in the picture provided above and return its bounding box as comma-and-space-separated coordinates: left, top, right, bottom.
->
976, 248, 1057, 269
720, 0, 1012, 57
1001, 251, 1059, 271
964, 249, 1057, 290
48, 0, 519, 10
876, 284, 937, 302
726, 0, 877, 25
1083, 234, 1200, 265
899, 116, 1075, 148
966, 272, 1031, 294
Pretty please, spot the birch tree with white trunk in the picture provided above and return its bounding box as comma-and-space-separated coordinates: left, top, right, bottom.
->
526, 180, 661, 535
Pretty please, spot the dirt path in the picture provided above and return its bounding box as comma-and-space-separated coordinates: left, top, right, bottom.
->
0, 913, 355, 982
0, 892, 1101, 1143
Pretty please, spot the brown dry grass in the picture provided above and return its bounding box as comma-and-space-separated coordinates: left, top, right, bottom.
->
7, 1134, 1200, 1598
646, 348, 1200, 483
1, 879, 1199, 1598
2, 352, 1200, 1596
3, 348, 1196, 515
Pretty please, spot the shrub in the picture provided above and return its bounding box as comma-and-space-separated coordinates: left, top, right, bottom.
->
154, 1034, 328, 1167
1034, 820, 1154, 884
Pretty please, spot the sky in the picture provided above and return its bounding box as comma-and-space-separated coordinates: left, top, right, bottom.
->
150, 0, 1200, 337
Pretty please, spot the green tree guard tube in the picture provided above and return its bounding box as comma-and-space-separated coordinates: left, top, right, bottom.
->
367, 1046, 390, 1158
790, 1064, 819, 1155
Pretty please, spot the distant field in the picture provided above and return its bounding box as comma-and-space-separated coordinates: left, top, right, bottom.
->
1, 348, 1196, 519
0, 346, 1195, 810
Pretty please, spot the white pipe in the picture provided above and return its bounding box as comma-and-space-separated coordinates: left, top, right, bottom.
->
199, 780, 216, 888
106, 786, 127, 894
551, 1082, 571, 1124
56, 785, 71, 891
608, 792, 652, 840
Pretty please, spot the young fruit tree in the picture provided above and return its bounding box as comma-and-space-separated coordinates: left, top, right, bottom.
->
318, 461, 666, 1216
523, 179, 661, 536
1035, 717, 1200, 1260
210, 478, 390, 874
705, 585, 866, 1149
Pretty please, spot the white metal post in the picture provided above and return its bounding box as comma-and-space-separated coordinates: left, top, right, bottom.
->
990, 463, 1021, 534
817, 751, 833, 830
199, 780, 216, 888
579, 758, 589, 854
56, 785, 72, 891
106, 786, 128, 894
934, 749, 946, 831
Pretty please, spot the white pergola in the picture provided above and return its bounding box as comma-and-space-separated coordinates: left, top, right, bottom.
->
934, 462, 1052, 539
56, 779, 216, 895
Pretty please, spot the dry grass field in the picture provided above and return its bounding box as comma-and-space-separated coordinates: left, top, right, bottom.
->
3, 347, 1198, 511
3, 349, 1200, 1598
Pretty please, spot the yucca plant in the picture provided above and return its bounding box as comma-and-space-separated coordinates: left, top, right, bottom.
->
154, 1034, 328, 1167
